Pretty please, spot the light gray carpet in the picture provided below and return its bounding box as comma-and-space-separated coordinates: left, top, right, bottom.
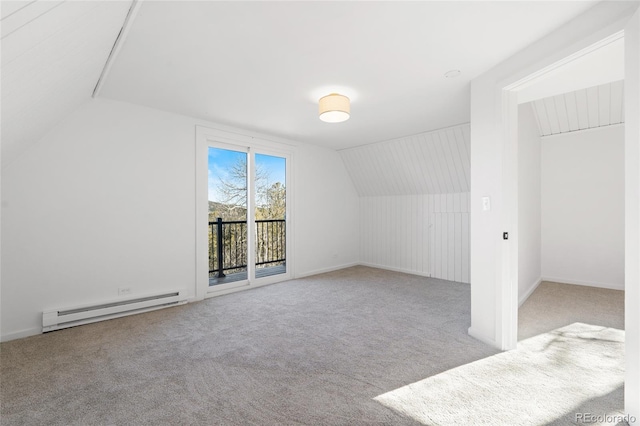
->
519, 281, 624, 341
376, 323, 625, 426
0, 267, 626, 425
1, 266, 497, 425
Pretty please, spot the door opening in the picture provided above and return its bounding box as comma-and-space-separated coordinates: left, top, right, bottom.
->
196, 126, 293, 298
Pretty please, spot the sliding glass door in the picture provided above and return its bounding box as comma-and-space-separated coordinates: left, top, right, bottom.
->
206, 142, 289, 292
207, 146, 249, 287
254, 153, 287, 279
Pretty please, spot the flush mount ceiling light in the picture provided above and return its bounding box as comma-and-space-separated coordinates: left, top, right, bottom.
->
319, 93, 350, 123
444, 69, 461, 78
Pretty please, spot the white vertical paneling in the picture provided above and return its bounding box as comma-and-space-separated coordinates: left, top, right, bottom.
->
418, 134, 439, 194
454, 127, 470, 188
533, 99, 552, 136
454, 213, 462, 282
527, 81, 625, 137
430, 133, 450, 193
554, 95, 571, 133
461, 212, 470, 283
543, 97, 561, 134
564, 91, 580, 131
443, 131, 458, 190
339, 123, 470, 196
441, 131, 462, 193
610, 80, 624, 124
434, 212, 442, 279
586, 85, 600, 128
447, 212, 455, 279
360, 193, 470, 283
575, 88, 590, 129
432, 193, 470, 283
423, 195, 430, 274
342, 125, 473, 283
598, 83, 611, 126
429, 195, 435, 277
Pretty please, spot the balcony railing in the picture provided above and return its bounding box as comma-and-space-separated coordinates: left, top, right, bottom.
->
208, 218, 286, 281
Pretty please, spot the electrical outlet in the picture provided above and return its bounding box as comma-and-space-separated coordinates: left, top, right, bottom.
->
118, 287, 132, 296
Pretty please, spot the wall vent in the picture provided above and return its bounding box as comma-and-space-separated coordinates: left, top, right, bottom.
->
42, 290, 186, 332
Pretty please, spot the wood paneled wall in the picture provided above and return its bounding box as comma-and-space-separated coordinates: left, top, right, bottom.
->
360, 193, 470, 283
531, 80, 624, 136
340, 124, 470, 196
342, 124, 472, 283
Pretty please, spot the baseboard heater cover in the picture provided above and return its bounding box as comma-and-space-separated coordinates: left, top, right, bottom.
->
42, 290, 186, 332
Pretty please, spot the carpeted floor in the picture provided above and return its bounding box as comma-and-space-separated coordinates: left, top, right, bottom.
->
0, 267, 626, 425
376, 323, 625, 426
518, 281, 624, 341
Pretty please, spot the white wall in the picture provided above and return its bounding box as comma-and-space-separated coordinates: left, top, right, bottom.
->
0, 98, 359, 341
541, 125, 625, 290
518, 104, 542, 304
359, 193, 470, 283
341, 124, 471, 284
294, 143, 359, 277
625, 7, 640, 420
470, 0, 636, 349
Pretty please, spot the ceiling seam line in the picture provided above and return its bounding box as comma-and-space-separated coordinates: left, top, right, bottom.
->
336, 122, 471, 152
541, 121, 625, 138
92, 0, 142, 98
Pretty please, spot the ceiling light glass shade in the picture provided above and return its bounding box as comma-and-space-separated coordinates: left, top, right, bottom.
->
319, 93, 350, 123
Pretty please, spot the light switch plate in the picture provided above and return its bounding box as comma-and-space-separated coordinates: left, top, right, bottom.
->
482, 196, 491, 211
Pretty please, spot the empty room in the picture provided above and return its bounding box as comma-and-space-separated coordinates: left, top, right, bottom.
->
1, 1, 639, 425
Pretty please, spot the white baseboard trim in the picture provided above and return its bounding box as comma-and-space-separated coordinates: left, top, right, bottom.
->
1, 327, 41, 342
541, 276, 624, 291
468, 326, 497, 348
519, 277, 542, 307
358, 262, 431, 278
295, 262, 359, 279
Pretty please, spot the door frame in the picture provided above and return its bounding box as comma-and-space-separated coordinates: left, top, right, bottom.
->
498, 29, 627, 350
478, 6, 639, 420
195, 126, 294, 300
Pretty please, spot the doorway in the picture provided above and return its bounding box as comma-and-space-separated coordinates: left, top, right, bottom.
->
468, 5, 638, 418
196, 127, 293, 299
516, 79, 626, 340
207, 147, 288, 289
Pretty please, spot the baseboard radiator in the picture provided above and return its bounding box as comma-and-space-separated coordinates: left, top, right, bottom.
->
42, 290, 186, 332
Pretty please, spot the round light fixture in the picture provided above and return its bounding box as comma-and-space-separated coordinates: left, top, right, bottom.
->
319, 93, 350, 123
444, 69, 461, 78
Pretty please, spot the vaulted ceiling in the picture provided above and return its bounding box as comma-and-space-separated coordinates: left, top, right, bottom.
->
341, 124, 470, 196
1, 1, 131, 167
529, 80, 625, 137
1, 1, 609, 167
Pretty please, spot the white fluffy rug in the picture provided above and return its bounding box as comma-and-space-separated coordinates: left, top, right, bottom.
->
375, 323, 626, 426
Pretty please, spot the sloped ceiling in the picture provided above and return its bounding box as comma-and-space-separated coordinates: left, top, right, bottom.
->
517, 36, 624, 104
1, 1, 132, 167
529, 80, 624, 137
340, 124, 470, 196
97, 1, 601, 151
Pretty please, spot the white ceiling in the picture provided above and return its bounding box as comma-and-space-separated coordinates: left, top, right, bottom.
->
1, 1, 132, 167
98, 1, 600, 150
517, 36, 624, 104
528, 80, 624, 137
341, 124, 470, 196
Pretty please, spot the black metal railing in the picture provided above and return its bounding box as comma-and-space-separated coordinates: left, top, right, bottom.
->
208, 218, 285, 278
256, 219, 286, 267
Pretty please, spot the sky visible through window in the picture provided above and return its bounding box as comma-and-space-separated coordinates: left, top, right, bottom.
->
208, 147, 286, 202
